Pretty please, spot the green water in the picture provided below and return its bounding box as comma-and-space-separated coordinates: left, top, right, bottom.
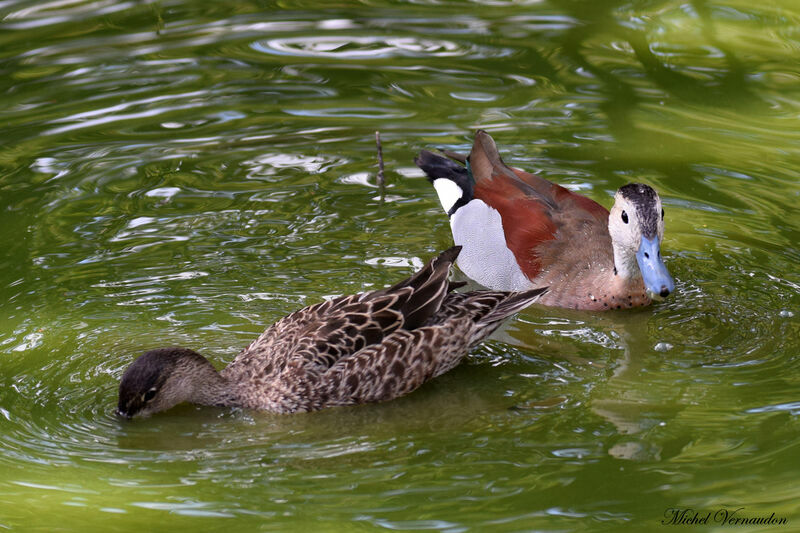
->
1, 0, 799, 530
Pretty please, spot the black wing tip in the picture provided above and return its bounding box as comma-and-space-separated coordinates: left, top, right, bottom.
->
414, 149, 437, 166
415, 149, 468, 165
415, 149, 470, 185
519, 286, 548, 300
435, 245, 462, 266
416, 131, 492, 170
489, 285, 548, 320
508, 286, 548, 309
441, 149, 467, 164
447, 280, 468, 292
414, 148, 443, 165
414, 150, 442, 184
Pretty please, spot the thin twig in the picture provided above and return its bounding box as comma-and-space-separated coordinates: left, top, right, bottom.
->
375, 130, 385, 201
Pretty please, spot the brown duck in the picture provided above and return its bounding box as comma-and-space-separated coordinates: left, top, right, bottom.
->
117, 247, 546, 417
416, 130, 675, 310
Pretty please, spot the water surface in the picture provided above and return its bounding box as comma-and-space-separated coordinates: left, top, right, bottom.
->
1, 0, 799, 531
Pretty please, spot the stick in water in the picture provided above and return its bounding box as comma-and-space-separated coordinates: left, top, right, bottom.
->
375, 131, 385, 199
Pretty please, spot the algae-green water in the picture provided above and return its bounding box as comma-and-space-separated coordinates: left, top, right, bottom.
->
1, 0, 799, 531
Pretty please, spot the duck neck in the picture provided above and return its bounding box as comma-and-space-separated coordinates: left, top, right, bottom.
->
612, 241, 642, 283
186, 362, 239, 408
607, 242, 651, 307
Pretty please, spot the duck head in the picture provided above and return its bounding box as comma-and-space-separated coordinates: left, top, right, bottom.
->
608, 183, 674, 299
117, 347, 221, 418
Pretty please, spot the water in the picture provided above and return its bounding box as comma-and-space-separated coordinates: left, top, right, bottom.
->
1, 0, 799, 530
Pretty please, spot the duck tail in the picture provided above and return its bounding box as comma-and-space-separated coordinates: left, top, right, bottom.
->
481, 287, 547, 325
414, 150, 474, 216
467, 286, 548, 345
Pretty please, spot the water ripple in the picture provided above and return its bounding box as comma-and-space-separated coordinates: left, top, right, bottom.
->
1, 0, 800, 530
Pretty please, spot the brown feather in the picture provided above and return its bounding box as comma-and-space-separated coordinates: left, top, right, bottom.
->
118, 248, 548, 417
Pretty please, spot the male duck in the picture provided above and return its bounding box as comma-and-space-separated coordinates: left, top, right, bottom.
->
415, 130, 674, 311
117, 247, 546, 417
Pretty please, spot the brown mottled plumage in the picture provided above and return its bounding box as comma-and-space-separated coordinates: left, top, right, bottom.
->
117, 247, 547, 417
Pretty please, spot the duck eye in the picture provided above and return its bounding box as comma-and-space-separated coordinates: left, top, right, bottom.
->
143, 388, 157, 402
621, 210, 628, 224
661, 208, 664, 220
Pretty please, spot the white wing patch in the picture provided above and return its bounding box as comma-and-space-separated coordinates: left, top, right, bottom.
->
449, 199, 532, 291
432, 179, 463, 214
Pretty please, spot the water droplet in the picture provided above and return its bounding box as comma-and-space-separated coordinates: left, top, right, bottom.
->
779, 310, 794, 318
654, 342, 673, 352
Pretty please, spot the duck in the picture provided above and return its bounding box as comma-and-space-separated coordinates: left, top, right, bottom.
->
117, 247, 546, 417
415, 130, 675, 311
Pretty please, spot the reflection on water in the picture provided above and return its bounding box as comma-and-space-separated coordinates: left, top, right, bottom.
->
1, 0, 799, 530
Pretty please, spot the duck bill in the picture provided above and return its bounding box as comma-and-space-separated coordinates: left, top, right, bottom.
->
636, 236, 674, 299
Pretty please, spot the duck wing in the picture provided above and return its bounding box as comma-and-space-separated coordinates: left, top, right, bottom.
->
318, 286, 547, 409
469, 131, 610, 279
224, 247, 462, 381
461, 131, 557, 281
